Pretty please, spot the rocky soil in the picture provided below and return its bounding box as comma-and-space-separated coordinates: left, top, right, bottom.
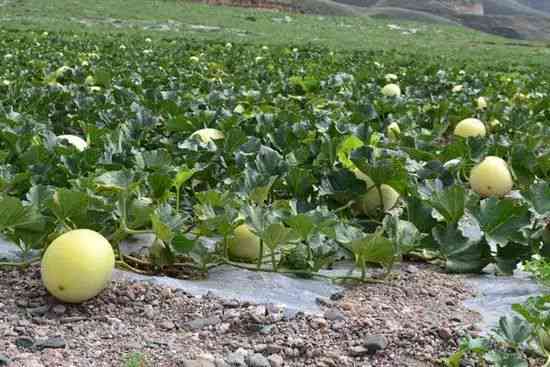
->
0, 263, 480, 367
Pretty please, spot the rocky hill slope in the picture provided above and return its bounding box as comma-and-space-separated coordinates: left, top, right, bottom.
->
191, 0, 550, 40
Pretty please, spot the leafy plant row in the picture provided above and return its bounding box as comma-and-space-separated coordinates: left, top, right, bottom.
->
0, 29, 548, 278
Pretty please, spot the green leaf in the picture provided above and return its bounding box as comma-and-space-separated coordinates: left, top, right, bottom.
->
286, 214, 315, 241
441, 350, 464, 367
474, 198, 530, 249
524, 182, 550, 216
147, 171, 172, 200
350, 147, 408, 192
262, 223, 292, 250
255, 145, 287, 176
150, 204, 184, 242
433, 223, 491, 273
351, 232, 395, 271
337, 135, 364, 170
495, 242, 531, 275
50, 188, 90, 224
96, 170, 135, 192
149, 238, 175, 268
241, 169, 276, 204
0, 196, 44, 231
427, 185, 466, 224
286, 167, 315, 199
484, 352, 527, 367
173, 167, 196, 190
171, 233, 196, 254
494, 315, 531, 346
383, 216, 423, 254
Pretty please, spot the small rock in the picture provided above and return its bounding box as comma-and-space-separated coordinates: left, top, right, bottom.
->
222, 309, 241, 320
16, 299, 29, 308
315, 297, 333, 307
219, 323, 231, 334
309, 318, 328, 329
160, 287, 173, 298
438, 328, 453, 341
185, 316, 221, 331
22, 359, 43, 367
160, 320, 176, 330
51, 305, 66, 315
181, 359, 215, 367
246, 353, 270, 367
143, 305, 155, 319
406, 265, 419, 274
259, 325, 274, 335
267, 354, 283, 367
324, 309, 346, 321
365, 335, 387, 355
349, 346, 368, 357
215, 359, 229, 367
222, 299, 240, 309
59, 316, 86, 324
27, 306, 49, 317
35, 336, 66, 350
340, 302, 353, 311
265, 344, 283, 354
254, 344, 267, 353
331, 321, 346, 331
226, 348, 248, 367
15, 337, 34, 349
330, 292, 345, 301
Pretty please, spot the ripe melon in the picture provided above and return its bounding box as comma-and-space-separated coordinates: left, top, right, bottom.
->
381, 83, 401, 97
57, 135, 88, 152
228, 224, 262, 262
476, 96, 488, 110
360, 184, 400, 215
352, 169, 399, 215
538, 330, 550, 352
41, 229, 115, 303
387, 122, 401, 141
190, 128, 225, 144
469, 156, 513, 197
454, 118, 486, 138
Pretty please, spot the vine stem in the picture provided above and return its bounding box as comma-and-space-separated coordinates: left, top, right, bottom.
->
0, 258, 40, 267
257, 239, 264, 270
220, 259, 390, 285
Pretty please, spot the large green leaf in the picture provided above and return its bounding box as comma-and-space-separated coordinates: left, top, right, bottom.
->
427, 185, 467, 224
351, 232, 395, 271
474, 198, 530, 249
433, 223, 490, 273
524, 182, 550, 216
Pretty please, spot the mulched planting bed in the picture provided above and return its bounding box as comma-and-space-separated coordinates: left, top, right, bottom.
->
0, 263, 480, 367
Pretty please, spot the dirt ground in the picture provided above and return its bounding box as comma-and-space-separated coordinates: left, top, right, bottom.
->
0, 263, 480, 367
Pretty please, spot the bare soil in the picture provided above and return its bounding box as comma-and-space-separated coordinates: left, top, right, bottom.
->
0, 263, 480, 367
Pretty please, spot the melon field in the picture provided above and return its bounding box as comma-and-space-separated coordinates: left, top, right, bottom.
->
0, 1, 550, 366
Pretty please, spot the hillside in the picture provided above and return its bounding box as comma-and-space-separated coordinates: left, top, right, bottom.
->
331, 0, 550, 40
190, 0, 550, 40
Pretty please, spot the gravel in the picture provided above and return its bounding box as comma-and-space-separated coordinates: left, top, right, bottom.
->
0, 263, 480, 366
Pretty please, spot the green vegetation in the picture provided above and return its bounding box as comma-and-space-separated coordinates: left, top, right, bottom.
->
0, 26, 548, 279
2, 0, 550, 66
0, 1, 549, 365
122, 352, 147, 367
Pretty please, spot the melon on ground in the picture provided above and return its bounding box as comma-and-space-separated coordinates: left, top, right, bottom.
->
41, 229, 115, 303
